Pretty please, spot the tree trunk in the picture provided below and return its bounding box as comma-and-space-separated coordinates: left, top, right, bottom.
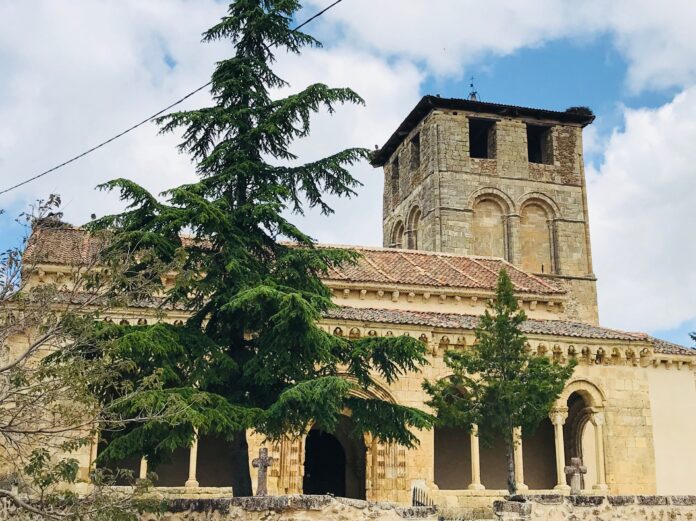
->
230, 430, 253, 496
506, 438, 516, 495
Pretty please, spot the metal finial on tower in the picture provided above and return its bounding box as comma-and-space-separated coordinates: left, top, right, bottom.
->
468, 76, 479, 101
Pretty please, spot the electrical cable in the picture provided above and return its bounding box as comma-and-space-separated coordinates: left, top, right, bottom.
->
0, 0, 345, 197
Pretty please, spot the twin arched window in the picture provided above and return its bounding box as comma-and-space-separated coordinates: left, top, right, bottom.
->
391, 206, 422, 250
470, 192, 557, 273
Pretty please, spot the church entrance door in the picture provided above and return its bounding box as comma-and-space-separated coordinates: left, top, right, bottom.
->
302, 415, 366, 499
303, 430, 346, 496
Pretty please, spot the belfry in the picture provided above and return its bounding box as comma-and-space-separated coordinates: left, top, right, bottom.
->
373, 96, 598, 324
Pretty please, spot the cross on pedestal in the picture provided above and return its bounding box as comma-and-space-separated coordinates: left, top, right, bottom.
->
252, 447, 274, 496
564, 457, 587, 495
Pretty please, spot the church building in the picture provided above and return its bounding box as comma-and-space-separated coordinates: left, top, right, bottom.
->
23, 96, 696, 508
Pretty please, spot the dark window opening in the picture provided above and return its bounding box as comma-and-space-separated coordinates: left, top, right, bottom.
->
410, 133, 420, 171
527, 124, 554, 164
390, 158, 400, 197
469, 118, 496, 159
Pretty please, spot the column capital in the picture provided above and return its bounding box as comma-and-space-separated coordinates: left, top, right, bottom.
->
549, 407, 568, 425
589, 410, 605, 426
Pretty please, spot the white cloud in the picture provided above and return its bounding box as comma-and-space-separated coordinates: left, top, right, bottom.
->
0, 0, 226, 219
305, 0, 696, 93
587, 87, 696, 331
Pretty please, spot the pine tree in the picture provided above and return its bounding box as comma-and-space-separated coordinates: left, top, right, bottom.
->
90, 0, 431, 495
424, 270, 575, 495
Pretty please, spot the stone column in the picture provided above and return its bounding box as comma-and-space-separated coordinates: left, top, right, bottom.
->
468, 424, 485, 490
590, 411, 609, 490
505, 214, 521, 266
139, 458, 148, 480
548, 219, 559, 274
549, 408, 570, 491
89, 432, 99, 470
513, 427, 528, 491
185, 430, 200, 488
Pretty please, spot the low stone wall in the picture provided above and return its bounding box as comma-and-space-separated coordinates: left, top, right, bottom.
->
1, 495, 437, 521
494, 495, 696, 520
144, 496, 438, 521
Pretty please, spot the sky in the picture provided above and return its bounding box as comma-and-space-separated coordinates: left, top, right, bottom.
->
0, 0, 694, 346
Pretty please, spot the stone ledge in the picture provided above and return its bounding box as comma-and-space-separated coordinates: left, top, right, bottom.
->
230, 495, 332, 511
669, 496, 696, 506
606, 495, 635, 506
493, 500, 532, 515
566, 495, 604, 507
514, 494, 564, 505
167, 498, 231, 513
636, 496, 668, 506
225, 495, 436, 518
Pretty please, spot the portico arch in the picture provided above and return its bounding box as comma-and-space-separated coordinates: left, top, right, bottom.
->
301, 377, 404, 501
557, 378, 606, 408
549, 379, 608, 491
303, 415, 366, 499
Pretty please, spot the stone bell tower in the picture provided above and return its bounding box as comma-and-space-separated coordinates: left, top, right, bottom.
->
371, 96, 599, 323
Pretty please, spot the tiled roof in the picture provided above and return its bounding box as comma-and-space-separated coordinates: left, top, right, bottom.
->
25, 227, 563, 297
49, 297, 695, 355
324, 306, 652, 342
325, 246, 564, 296
24, 225, 106, 266
649, 337, 696, 356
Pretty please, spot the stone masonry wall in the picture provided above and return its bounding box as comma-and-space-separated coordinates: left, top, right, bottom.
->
0, 496, 437, 521
494, 496, 696, 521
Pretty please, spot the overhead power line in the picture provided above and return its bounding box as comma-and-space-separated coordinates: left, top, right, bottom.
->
0, 0, 345, 197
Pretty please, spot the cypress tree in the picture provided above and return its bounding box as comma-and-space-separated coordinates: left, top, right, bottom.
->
91, 0, 431, 495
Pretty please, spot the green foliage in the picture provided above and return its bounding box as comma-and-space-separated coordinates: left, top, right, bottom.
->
424, 270, 575, 493
25, 449, 79, 492
88, 0, 432, 491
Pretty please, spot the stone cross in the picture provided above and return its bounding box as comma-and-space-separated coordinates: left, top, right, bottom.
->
564, 457, 587, 495
252, 447, 274, 496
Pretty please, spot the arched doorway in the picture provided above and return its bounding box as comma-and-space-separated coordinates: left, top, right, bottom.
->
564, 392, 597, 489
303, 430, 346, 496
303, 415, 366, 499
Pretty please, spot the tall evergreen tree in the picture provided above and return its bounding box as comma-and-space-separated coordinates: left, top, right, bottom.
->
90, 0, 431, 495
424, 270, 575, 495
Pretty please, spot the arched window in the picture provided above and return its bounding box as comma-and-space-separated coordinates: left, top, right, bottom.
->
471, 197, 507, 259
391, 221, 405, 249
520, 201, 553, 274
407, 207, 422, 250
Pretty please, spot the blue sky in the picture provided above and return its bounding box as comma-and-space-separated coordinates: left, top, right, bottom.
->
0, 0, 694, 346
